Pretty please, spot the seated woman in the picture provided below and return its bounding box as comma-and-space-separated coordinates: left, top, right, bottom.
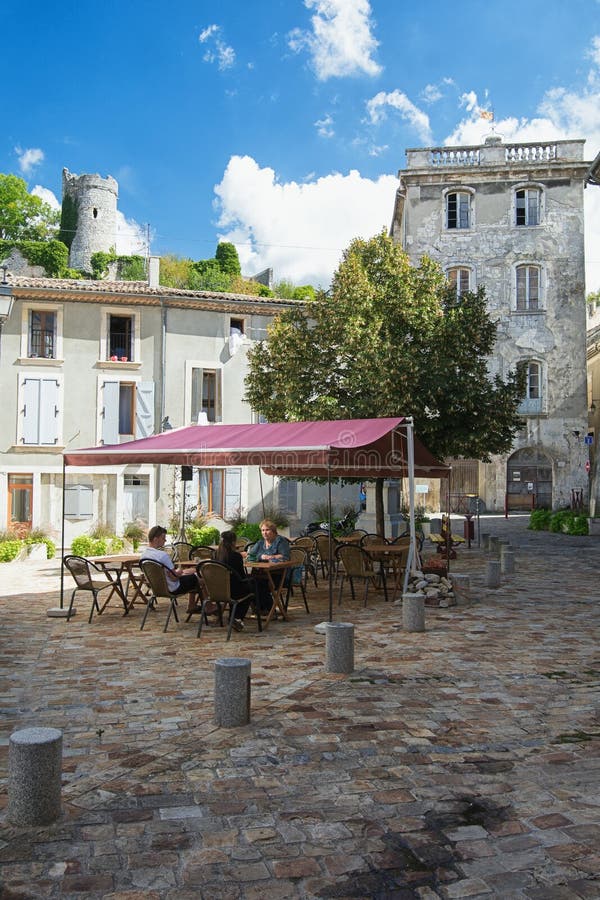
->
245, 519, 291, 610
214, 531, 257, 631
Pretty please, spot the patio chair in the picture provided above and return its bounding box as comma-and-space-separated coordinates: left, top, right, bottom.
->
189, 545, 215, 562
284, 547, 310, 614
63, 555, 117, 623
172, 541, 193, 562
314, 533, 339, 580
197, 561, 261, 640
335, 544, 388, 607
290, 536, 318, 587
139, 559, 195, 632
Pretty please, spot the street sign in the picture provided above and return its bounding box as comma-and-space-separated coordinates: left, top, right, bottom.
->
585, 460, 591, 473
585, 435, 593, 445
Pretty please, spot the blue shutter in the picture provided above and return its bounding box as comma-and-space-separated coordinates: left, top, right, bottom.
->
136, 382, 155, 438
102, 381, 120, 445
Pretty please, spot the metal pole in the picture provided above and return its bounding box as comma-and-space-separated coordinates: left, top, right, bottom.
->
59, 457, 66, 608
327, 467, 333, 622
403, 419, 416, 594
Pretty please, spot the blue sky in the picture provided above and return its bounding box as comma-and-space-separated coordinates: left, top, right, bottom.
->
4, 0, 600, 290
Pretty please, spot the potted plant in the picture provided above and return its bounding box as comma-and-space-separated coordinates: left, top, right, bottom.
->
124, 521, 145, 551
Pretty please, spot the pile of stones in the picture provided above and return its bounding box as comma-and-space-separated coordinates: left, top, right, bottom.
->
395, 570, 457, 607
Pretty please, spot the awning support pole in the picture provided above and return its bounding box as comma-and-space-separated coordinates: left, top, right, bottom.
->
403, 418, 416, 594
327, 466, 333, 622
59, 456, 66, 609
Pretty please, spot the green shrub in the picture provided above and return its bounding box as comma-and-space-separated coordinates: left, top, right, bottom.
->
568, 515, 589, 536
25, 536, 56, 559
187, 525, 220, 547
528, 509, 552, 531
235, 522, 261, 543
0, 540, 23, 562
549, 510, 573, 533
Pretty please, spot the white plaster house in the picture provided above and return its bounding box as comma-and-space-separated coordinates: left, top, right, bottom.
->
585, 149, 600, 516
391, 136, 590, 513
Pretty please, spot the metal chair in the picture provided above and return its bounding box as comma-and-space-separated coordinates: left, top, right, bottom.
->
197, 561, 261, 640
139, 559, 198, 632
284, 546, 311, 613
63, 555, 117, 623
335, 544, 388, 606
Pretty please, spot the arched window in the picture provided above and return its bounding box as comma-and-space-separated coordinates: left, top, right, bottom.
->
516, 265, 540, 311
515, 187, 541, 226
446, 191, 471, 229
518, 361, 544, 415
447, 266, 472, 296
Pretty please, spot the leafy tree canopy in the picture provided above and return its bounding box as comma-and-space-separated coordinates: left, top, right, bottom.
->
215, 241, 241, 276
274, 279, 317, 301
245, 231, 526, 463
0, 174, 59, 241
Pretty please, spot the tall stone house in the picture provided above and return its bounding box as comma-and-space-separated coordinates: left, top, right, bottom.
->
586, 149, 600, 517
391, 136, 590, 513
0, 170, 357, 544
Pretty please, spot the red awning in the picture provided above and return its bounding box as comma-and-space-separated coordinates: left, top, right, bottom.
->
63, 417, 450, 479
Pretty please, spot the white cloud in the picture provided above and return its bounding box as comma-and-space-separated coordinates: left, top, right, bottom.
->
115, 211, 150, 257
31, 185, 60, 210
421, 78, 454, 105
315, 114, 335, 138
288, 0, 381, 81
366, 90, 432, 143
15, 147, 44, 176
199, 23, 235, 70
213, 155, 397, 288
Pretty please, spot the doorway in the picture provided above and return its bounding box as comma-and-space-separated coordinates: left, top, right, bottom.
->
506, 448, 552, 509
8, 474, 33, 536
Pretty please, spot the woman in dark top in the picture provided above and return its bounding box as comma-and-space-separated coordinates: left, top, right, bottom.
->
215, 531, 256, 630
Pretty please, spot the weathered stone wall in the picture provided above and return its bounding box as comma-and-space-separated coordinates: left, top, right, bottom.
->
62, 169, 118, 273
394, 138, 589, 510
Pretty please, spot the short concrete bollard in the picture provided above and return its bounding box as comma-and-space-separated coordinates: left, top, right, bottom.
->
450, 573, 471, 605
8, 727, 63, 826
325, 622, 354, 674
485, 559, 501, 588
480, 532, 490, 551
501, 549, 515, 575
403, 593, 425, 632
214, 658, 251, 727
489, 537, 500, 557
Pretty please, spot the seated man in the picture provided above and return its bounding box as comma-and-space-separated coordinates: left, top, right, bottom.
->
141, 525, 202, 614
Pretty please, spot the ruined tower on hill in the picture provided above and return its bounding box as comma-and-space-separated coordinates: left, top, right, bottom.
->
59, 169, 118, 272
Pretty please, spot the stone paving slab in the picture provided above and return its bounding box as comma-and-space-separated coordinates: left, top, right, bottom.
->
1, 516, 600, 897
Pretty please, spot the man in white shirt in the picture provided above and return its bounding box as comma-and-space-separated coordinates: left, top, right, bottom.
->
141, 525, 201, 614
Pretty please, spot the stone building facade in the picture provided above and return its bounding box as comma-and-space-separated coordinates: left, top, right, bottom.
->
391, 136, 590, 512
60, 169, 118, 272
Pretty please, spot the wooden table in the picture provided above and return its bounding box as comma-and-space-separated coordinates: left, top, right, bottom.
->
245, 559, 295, 628
88, 554, 148, 614
364, 544, 411, 601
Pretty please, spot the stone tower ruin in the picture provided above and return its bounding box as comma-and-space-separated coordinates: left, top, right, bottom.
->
60, 169, 118, 272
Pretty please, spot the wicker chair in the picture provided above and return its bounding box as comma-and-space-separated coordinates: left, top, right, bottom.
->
290, 536, 318, 587
314, 533, 339, 580
138, 559, 200, 632
284, 546, 311, 613
197, 561, 261, 640
189, 545, 215, 562
172, 541, 193, 562
335, 544, 387, 606
63, 555, 116, 623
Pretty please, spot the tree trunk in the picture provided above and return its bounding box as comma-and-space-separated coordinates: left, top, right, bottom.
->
375, 477, 385, 537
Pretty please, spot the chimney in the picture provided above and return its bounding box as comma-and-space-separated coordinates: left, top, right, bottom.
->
148, 256, 160, 288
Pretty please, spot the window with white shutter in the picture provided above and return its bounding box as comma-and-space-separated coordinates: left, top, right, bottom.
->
19, 376, 61, 445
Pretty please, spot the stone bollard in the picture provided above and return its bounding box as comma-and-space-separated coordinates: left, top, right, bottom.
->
450, 574, 471, 605
485, 559, 501, 588
402, 593, 425, 632
214, 658, 251, 727
8, 727, 63, 826
325, 622, 354, 674
501, 549, 515, 575
489, 537, 501, 558
480, 532, 490, 551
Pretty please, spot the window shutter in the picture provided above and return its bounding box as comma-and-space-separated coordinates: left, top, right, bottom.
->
136, 382, 155, 438
39, 379, 60, 444
65, 484, 93, 518
102, 380, 120, 445
224, 468, 242, 518
22, 378, 41, 444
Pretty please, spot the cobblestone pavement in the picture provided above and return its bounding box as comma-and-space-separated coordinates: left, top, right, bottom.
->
1, 515, 600, 899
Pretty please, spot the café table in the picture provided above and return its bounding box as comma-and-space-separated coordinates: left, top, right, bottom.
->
87, 554, 148, 614
244, 559, 296, 628
364, 544, 412, 601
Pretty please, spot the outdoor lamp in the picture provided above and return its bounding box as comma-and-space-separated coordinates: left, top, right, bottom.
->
0, 268, 15, 362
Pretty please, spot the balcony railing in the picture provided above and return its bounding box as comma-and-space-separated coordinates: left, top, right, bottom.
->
517, 397, 544, 416
430, 148, 480, 167
505, 143, 557, 162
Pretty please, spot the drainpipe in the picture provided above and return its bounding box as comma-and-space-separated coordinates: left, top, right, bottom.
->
160, 297, 167, 428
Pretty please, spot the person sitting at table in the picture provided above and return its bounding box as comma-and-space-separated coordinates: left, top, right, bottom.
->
245, 519, 290, 611
141, 525, 203, 615
215, 530, 258, 631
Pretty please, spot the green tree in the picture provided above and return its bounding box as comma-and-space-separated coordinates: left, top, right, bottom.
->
245, 231, 526, 532
215, 241, 241, 276
0, 174, 59, 240
274, 279, 317, 301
